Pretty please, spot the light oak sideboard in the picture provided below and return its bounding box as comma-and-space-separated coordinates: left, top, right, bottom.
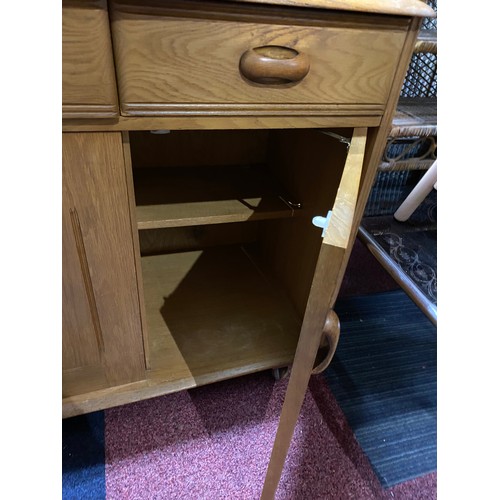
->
62, 0, 434, 496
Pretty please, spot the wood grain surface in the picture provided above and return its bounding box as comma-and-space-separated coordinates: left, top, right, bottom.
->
142, 245, 301, 385
110, 0, 407, 114
224, 0, 435, 17
62, 114, 383, 132
122, 132, 152, 369
133, 165, 294, 229
326, 17, 423, 313
324, 127, 367, 247
61, 0, 429, 433
62, 133, 146, 399
129, 129, 270, 168
258, 128, 350, 318
261, 127, 367, 499
63, 0, 118, 118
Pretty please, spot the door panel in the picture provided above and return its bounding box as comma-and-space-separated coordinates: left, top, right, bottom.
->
261, 128, 367, 497
62, 132, 146, 398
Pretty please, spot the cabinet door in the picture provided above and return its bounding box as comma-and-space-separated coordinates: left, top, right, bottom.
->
62, 132, 145, 401
261, 128, 368, 498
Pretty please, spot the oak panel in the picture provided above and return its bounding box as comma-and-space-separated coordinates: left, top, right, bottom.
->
62, 132, 146, 397
110, 0, 407, 115
62, 0, 119, 118
129, 130, 270, 168
122, 132, 152, 369
261, 127, 367, 498
258, 129, 350, 318
62, 199, 103, 372
141, 246, 301, 384
62, 114, 383, 132
138, 223, 260, 256
133, 165, 294, 229
227, 0, 435, 17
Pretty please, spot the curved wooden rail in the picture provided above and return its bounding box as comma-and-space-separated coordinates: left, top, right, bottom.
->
312, 310, 340, 374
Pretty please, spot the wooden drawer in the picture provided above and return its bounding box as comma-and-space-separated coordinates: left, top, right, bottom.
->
110, 0, 409, 117
63, 0, 119, 119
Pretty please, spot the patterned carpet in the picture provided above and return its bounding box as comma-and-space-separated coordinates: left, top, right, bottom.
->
361, 190, 437, 306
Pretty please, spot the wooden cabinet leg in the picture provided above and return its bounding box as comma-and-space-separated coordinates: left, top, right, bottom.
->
394, 160, 437, 222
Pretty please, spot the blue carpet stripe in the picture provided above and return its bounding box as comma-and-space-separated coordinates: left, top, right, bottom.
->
62, 411, 105, 500
324, 289, 437, 487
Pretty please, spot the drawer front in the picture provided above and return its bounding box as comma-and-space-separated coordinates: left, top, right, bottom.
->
110, 0, 409, 117
63, 0, 119, 119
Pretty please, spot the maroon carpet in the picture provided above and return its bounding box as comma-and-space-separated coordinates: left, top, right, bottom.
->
105, 372, 436, 499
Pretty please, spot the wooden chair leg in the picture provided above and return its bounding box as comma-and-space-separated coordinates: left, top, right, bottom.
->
394, 160, 437, 222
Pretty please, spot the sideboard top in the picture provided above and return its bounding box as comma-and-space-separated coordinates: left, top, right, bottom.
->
228, 0, 436, 17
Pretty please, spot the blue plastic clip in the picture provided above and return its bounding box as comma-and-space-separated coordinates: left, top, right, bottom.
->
312, 210, 332, 238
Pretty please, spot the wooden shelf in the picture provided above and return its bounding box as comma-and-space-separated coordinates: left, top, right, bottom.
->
141, 245, 301, 389
134, 165, 295, 230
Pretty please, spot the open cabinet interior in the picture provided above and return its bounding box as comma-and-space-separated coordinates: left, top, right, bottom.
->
126, 128, 353, 390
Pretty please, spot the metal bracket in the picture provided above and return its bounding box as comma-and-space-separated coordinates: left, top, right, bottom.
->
319, 131, 351, 149
279, 196, 302, 210
278, 195, 302, 217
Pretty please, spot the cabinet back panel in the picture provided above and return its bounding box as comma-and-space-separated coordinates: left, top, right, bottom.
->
258, 129, 351, 317
130, 130, 270, 168
139, 222, 260, 255
130, 128, 352, 318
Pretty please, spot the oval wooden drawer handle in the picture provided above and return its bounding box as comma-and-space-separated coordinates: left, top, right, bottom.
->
239, 45, 310, 85
312, 310, 340, 375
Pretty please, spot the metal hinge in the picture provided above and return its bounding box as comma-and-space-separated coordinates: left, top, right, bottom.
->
319, 131, 351, 149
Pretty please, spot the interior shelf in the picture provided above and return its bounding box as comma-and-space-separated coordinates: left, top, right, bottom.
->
128, 128, 352, 394
134, 164, 296, 230
141, 244, 301, 388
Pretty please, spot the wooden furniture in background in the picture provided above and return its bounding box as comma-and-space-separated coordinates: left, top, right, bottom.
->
395, 159, 437, 221
62, 0, 434, 496
393, 29, 437, 223
359, 25, 437, 325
